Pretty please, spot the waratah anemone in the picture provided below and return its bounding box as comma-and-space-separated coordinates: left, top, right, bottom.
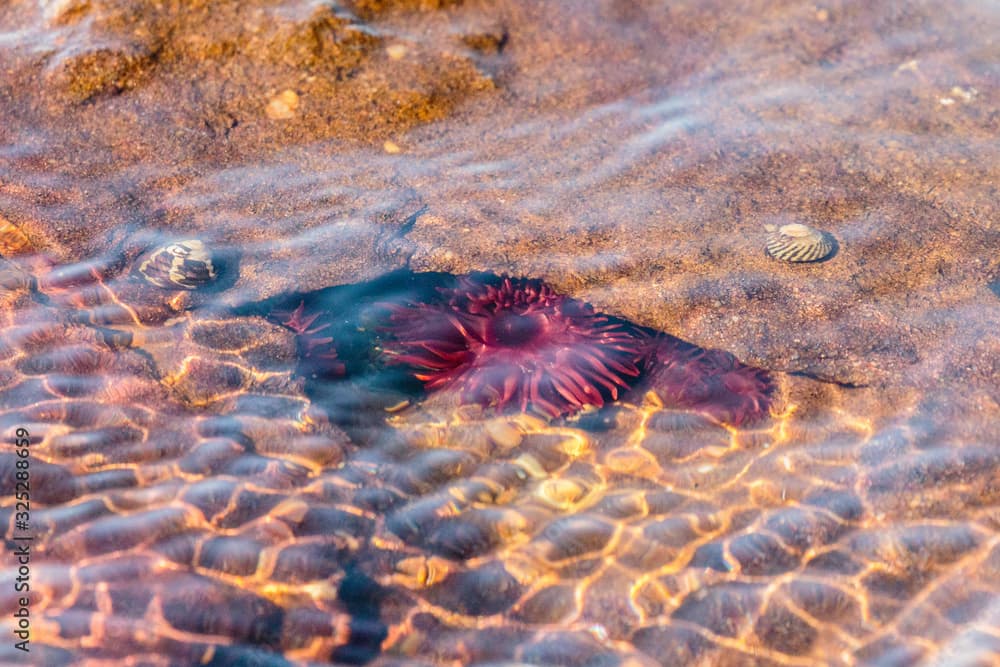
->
639, 335, 774, 425
380, 274, 649, 418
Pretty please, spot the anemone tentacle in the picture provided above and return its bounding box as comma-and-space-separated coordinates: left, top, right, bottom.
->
274, 301, 345, 377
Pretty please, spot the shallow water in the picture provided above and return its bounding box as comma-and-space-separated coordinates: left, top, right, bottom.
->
1, 0, 999, 665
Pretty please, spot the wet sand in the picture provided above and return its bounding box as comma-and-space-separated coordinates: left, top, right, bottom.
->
1, 0, 999, 664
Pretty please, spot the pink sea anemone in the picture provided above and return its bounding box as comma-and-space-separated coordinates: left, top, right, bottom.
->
640, 335, 774, 425
380, 275, 649, 418
270, 271, 776, 426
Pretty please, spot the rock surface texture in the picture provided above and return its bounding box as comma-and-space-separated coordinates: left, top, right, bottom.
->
1, 0, 999, 665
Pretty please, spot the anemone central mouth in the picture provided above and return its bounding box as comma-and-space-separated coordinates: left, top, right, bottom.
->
490, 311, 545, 347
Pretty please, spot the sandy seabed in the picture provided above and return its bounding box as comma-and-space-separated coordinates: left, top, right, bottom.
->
0, 0, 998, 665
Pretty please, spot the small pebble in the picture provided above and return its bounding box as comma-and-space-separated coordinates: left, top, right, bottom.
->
386, 44, 408, 60
0, 215, 31, 256
266, 90, 299, 120
485, 419, 523, 449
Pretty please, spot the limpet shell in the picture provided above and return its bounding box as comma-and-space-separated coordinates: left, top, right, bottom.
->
764, 223, 836, 263
137, 239, 217, 290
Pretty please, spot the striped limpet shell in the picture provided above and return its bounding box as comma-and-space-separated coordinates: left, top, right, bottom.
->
137, 239, 217, 290
764, 223, 836, 263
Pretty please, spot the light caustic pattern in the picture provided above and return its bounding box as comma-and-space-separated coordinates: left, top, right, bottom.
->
0, 267, 998, 666
371, 397, 1000, 666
